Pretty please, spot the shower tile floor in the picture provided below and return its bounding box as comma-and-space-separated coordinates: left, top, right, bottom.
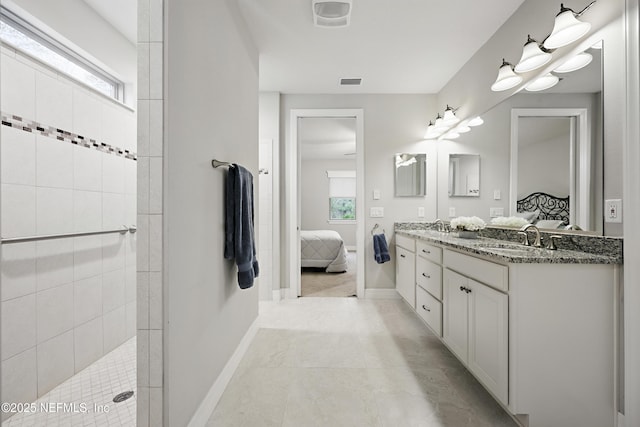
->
207, 298, 518, 427
3, 337, 136, 427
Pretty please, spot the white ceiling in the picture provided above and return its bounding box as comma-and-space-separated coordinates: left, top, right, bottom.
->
299, 117, 356, 160
237, 0, 525, 94
82, 0, 137, 45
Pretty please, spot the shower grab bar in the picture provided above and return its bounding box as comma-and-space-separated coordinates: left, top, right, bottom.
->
0, 225, 137, 244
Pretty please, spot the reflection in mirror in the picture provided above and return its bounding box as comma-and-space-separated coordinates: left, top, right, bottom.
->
448, 154, 480, 197
394, 153, 426, 197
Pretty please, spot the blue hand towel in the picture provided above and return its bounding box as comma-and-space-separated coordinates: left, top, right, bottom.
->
373, 234, 391, 264
224, 164, 259, 289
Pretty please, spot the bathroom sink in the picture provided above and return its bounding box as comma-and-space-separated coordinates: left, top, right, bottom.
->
484, 246, 541, 256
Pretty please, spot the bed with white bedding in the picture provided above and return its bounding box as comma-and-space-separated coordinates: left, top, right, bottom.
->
300, 230, 348, 273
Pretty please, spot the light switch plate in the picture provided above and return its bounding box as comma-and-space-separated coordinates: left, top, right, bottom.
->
494, 190, 501, 200
373, 189, 381, 200
605, 199, 622, 223
370, 207, 384, 218
449, 207, 456, 217
417, 207, 425, 218
490, 207, 504, 218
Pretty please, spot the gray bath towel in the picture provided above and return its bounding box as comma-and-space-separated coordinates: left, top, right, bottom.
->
224, 164, 259, 289
373, 233, 390, 264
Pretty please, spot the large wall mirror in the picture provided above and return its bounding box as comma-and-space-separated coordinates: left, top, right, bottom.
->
448, 154, 480, 197
395, 153, 426, 197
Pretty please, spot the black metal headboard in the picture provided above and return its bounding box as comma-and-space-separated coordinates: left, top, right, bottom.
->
517, 192, 570, 225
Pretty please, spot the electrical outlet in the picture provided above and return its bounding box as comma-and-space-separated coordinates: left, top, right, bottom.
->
605, 199, 622, 223
494, 190, 501, 200
417, 207, 425, 218
490, 207, 504, 218
370, 207, 384, 218
373, 189, 380, 200
449, 207, 456, 217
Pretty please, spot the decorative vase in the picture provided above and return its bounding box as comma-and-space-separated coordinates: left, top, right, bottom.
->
457, 230, 479, 239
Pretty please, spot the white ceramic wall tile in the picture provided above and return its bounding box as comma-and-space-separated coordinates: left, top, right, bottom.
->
1, 294, 36, 361
1, 242, 36, 302
103, 268, 126, 314
72, 88, 102, 140
138, 0, 150, 43
149, 272, 162, 329
137, 157, 150, 215
35, 135, 73, 189
149, 43, 163, 100
125, 265, 137, 303
124, 111, 137, 153
125, 194, 137, 229
137, 100, 150, 157
35, 72, 72, 131
149, 215, 162, 272
73, 275, 102, 327
149, 387, 163, 426
137, 272, 150, 330
137, 386, 150, 427
1, 183, 36, 238
136, 215, 150, 271
125, 159, 137, 196
36, 187, 73, 235
103, 306, 126, 353
138, 43, 150, 101
73, 190, 102, 232
73, 144, 103, 191
102, 233, 126, 273
149, 0, 163, 42
102, 192, 126, 230
102, 154, 126, 194
1, 126, 36, 186
136, 329, 149, 387
73, 235, 103, 281
36, 238, 74, 292
36, 330, 74, 396
15, 51, 57, 79
73, 317, 103, 372
101, 104, 124, 148
149, 157, 162, 214
1, 347, 37, 420
36, 283, 74, 343
125, 232, 137, 267
125, 301, 136, 339
149, 100, 163, 157
0, 54, 36, 119
149, 330, 162, 387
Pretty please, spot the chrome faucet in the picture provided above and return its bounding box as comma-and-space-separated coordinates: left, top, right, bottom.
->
434, 218, 446, 232
518, 224, 542, 247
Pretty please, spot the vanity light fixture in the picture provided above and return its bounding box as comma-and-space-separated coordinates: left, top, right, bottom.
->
441, 131, 460, 140
514, 35, 553, 73
454, 124, 471, 133
553, 51, 593, 72
442, 105, 460, 125
543, 2, 595, 49
312, 0, 353, 27
424, 121, 443, 139
525, 73, 560, 91
434, 113, 448, 130
467, 116, 484, 126
491, 59, 523, 92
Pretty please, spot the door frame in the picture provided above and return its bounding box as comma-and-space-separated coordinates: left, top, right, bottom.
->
287, 109, 365, 298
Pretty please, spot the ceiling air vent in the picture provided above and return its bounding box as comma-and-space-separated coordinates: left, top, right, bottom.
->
312, 0, 352, 28
340, 78, 362, 86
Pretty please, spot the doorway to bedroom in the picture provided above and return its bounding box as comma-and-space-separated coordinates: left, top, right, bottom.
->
299, 117, 357, 297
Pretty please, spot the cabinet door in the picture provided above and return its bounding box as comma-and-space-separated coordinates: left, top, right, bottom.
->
396, 246, 416, 309
443, 269, 469, 364
468, 278, 508, 405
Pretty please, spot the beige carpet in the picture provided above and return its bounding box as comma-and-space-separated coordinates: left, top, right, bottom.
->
301, 251, 356, 297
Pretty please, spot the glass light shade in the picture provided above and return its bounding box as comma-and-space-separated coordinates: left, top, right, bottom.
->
467, 116, 484, 126
442, 132, 460, 140
443, 106, 460, 125
553, 52, 592, 72
434, 114, 447, 130
491, 62, 523, 91
543, 10, 591, 49
455, 124, 471, 133
525, 73, 560, 91
514, 40, 552, 73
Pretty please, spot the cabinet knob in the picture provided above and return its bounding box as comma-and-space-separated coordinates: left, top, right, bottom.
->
465, 288, 472, 294
422, 249, 430, 254
422, 273, 430, 278
422, 305, 431, 312
400, 254, 406, 258
460, 286, 465, 292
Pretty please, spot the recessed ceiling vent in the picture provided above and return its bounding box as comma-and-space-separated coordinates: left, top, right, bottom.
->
340, 78, 362, 86
312, 0, 352, 28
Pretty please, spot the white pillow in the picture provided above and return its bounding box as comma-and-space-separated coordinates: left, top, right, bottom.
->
535, 219, 564, 229
515, 210, 540, 223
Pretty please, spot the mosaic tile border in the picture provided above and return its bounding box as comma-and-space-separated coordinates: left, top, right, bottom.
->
1, 112, 137, 161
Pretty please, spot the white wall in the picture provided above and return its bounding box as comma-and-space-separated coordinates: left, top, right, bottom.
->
301, 158, 357, 247
280, 94, 438, 290
0, 46, 136, 419
165, 0, 259, 425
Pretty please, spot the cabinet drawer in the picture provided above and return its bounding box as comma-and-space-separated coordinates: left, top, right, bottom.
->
396, 234, 416, 252
416, 257, 442, 300
443, 249, 508, 292
416, 285, 442, 336
416, 241, 442, 264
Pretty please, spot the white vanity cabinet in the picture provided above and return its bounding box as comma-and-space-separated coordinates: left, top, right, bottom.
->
395, 235, 416, 309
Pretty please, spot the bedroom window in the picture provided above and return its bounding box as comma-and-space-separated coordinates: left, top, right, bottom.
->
327, 170, 356, 222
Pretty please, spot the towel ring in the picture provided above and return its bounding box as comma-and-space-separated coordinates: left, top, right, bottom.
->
371, 223, 385, 236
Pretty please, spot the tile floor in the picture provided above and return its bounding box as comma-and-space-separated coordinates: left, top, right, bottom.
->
207, 298, 518, 427
2, 337, 136, 427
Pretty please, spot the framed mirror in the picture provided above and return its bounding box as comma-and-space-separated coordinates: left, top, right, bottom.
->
394, 153, 426, 197
448, 154, 480, 197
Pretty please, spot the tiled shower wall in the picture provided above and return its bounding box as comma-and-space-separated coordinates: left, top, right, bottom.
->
137, 0, 164, 425
0, 45, 136, 421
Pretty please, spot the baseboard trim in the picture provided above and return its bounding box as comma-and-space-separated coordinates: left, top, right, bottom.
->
272, 289, 282, 301
364, 288, 400, 299
618, 411, 625, 427
345, 245, 356, 251
187, 318, 259, 427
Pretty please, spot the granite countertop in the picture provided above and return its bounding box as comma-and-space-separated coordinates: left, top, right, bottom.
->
396, 229, 620, 265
